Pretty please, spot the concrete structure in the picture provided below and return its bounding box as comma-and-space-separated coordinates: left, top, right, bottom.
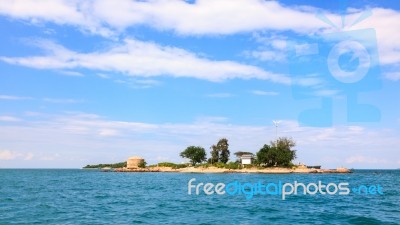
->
239, 154, 254, 165
127, 156, 144, 169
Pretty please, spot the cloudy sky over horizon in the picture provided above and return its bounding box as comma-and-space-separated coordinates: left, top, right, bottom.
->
0, 0, 399, 168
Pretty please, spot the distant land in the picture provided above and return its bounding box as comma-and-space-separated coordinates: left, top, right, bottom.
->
83, 162, 126, 169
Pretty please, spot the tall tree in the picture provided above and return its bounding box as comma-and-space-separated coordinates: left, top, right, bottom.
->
256, 137, 296, 167
256, 144, 271, 166
180, 146, 207, 166
217, 138, 230, 164
209, 144, 219, 164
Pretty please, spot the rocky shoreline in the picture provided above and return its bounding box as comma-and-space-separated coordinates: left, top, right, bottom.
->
111, 166, 352, 174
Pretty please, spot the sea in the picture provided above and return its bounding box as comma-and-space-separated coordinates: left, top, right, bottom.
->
0, 169, 399, 225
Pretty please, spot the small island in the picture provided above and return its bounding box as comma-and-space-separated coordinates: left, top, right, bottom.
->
84, 137, 351, 174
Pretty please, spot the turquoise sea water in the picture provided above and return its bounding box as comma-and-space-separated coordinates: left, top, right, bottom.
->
0, 169, 399, 225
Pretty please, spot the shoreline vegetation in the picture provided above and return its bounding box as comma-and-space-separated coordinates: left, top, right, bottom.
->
112, 165, 352, 174
83, 137, 352, 174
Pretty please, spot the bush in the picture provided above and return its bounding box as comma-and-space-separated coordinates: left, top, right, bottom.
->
156, 162, 188, 169
157, 162, 177, 167
173, 164, 188, 169
214, 162, 226, 168
138, 160, 147, 168
243, 164, 254, 169
287, 162, 296, 168
194, 163, 210, 168
225, 162, 240, 169
83, 162, 127, 169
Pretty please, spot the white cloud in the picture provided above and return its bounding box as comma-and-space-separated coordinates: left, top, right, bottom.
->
345, 156, 387, 164
0, 39, 290, 83
0, 150, 33, 160
0, 95, 84, 104
246, 34, 288, 62
0, 116, 21, 122
0, 95, 32, 100
0, 0, 326, 37
58, 70, 84, 77
1, 0, 400, 68
39, 153, 60, 161
247, 50, 286, 63
114, 78, 161, 89
98, 129, 119, 137
350, 8, 400, 66
0, 150, 15, 160
0, 113, 399, 168
43, 98, 84, 104
97, 73, 110, 79
0, 0, 114, 37
251, 90, 279, 96
24, 152, 34, 160
384, 72, 400, 81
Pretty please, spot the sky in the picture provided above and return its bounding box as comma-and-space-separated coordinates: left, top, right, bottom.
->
0, 0, 399, 169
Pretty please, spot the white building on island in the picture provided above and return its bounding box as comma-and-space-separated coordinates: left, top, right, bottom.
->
238, 153, 254, 165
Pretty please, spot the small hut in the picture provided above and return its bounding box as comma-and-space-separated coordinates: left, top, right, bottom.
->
127, 156, 144, 169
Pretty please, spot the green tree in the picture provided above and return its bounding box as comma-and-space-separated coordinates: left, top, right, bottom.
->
209, 144, 219, 164
256, 137, 296, 167
217, 138, 230, 164
138, 160, 147, 168
272, 137, 296, 166
256, 144, 272, 166
180, 146, 207, 166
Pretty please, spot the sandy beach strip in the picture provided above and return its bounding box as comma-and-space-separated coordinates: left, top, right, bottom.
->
113, 166, 351, 174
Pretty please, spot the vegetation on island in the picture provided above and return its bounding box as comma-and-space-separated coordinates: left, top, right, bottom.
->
83, 161, 127, 169
148, 162, 188, 169
180, 146, 206, 166
256, 137, 296, 167
179, 137, 297, 168
83, 137, 297, 170
138, 160, 147, 168
208, 138, 230, 164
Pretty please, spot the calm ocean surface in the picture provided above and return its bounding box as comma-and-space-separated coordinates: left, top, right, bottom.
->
0, 169, 399, 225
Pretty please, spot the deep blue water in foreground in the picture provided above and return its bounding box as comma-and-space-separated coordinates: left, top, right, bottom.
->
0, 169, 399, 225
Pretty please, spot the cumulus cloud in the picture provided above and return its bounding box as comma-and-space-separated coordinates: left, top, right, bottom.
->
0, 95, 32, 100
384, 72, 400, 81
0, 150, 33, 160
0, 39, 291, 83
0, 113, 399, 168
0, 150, 15, 160
0, 0, 399, 68
251, 90, 279, 96
0, 116, 21, 122
43, 98, 84, 104
0, 0, 326, 37
349, 8, 400, 66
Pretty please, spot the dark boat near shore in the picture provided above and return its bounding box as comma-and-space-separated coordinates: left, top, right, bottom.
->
307, 165, 321, 169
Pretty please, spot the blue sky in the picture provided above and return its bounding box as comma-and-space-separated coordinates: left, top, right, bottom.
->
0, 0, 399, 168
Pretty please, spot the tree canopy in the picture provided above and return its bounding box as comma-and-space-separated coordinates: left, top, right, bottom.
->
208, 138, 230, 164
180, 146, 207, 166
209, 144, 219, 164
83, 161, 127, 169
256, 137, 296, 167
217, 138, 230, 164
